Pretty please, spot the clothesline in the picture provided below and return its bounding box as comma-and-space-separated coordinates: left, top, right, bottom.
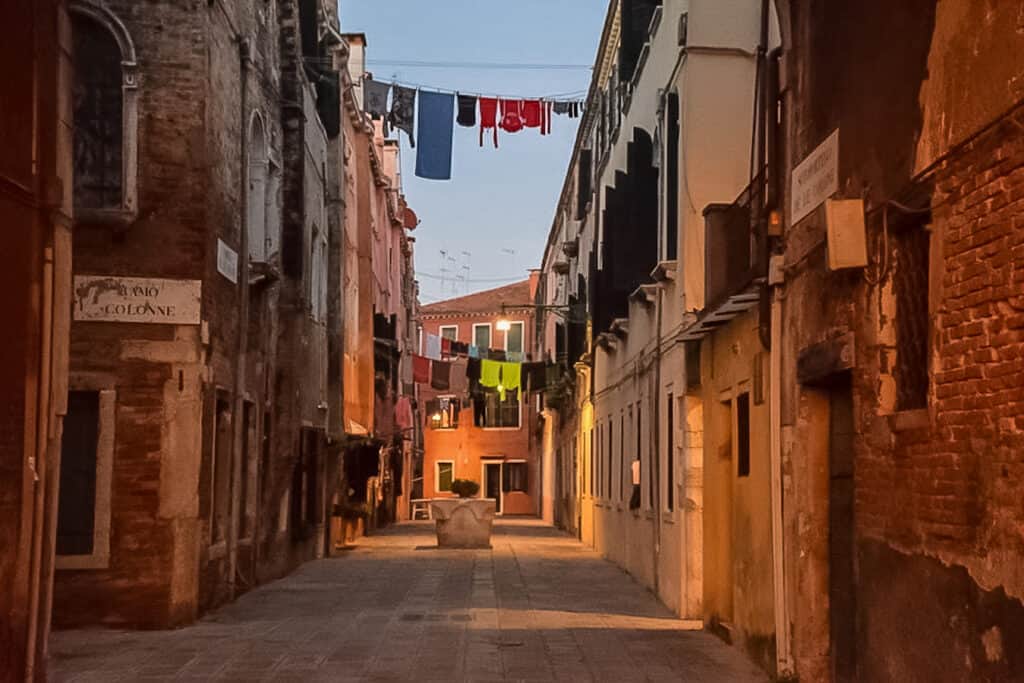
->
363, 78, 585, 179
302, 56, 589, 101
363, 77, 587, 103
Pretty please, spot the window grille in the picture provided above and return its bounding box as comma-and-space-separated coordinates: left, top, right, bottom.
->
894, 227, 930, 410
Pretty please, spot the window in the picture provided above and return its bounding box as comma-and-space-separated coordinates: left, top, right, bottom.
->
894, 225, 930, 410
622, 411, 630, 501
737, 392, 751, 477
56, 389, 115, 569
70, 2, 138, 218
503, 461, 528, 493
666, 392, 674, 510
436, 460, 455, 492
473, 323, 492, 350
239, 403, 256, 539
211, 397, 232, 544
483, 392, 520, 429
619, 414, 625, 501
664, 92, 679, 260
310, 223, 328, 321
439, 325, 458, 342
504, 321, 524, 354
427, 396, 460, 430
248, 114, 269, 263
576, 149, 593, 219
632, 403, 642, 510
602, 417, 610, 497
589, 428, 595, 496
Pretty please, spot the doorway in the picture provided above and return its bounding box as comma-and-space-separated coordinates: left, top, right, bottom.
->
483, 461, 502, 513
829, 374, 856, 682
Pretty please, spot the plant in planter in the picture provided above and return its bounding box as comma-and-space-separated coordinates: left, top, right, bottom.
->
449, 478, 480, 498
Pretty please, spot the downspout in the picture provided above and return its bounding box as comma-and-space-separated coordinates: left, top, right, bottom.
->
770, 274, 792, 676
227, 37, 251, 601
24, 247, 54, 682
652, 284, 664, 596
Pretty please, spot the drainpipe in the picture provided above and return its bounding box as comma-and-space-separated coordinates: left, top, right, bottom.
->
770, 274, 793, 676
24, 247, 54, 682
227, 37, 252, 601
652, 284, 664, 596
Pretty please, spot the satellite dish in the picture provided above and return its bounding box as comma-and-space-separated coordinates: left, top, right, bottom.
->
403, 207, 419, 230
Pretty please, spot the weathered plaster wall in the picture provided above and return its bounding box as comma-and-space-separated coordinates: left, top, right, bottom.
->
781, 0, 1024, 679
700, 311, 776, 673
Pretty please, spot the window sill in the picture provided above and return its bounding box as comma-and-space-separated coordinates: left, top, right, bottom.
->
889, 408, 930, 432
481, 426, 522, 432
56, 552, 110, 571
75, 207, 137, 228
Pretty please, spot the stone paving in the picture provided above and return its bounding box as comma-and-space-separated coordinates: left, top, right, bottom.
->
49, 519, 766, 682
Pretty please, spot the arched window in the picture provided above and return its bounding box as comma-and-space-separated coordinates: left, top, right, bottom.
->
70, 1, 138, 221
248, 114, 269, 262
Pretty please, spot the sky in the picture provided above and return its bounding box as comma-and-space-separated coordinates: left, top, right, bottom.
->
338, 1, 607, 305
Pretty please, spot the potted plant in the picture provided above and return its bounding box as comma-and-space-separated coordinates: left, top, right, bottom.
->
449, 478, 480, 498
430, 478, 495, 548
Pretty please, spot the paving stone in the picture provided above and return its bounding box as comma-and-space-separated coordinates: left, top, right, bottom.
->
49, 520, 766, 682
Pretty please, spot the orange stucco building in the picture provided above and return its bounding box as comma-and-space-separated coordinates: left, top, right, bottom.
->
419, 278, 542, 516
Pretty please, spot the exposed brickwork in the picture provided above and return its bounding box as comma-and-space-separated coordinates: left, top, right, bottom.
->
55, 0, 330, 630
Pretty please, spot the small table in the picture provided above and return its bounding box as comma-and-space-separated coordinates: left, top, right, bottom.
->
410, 498, 432, 520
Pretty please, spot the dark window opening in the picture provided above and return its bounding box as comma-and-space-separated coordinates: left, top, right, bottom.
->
57, 391, 100, 556
619, 414, 626, 501
212, 398, 233, 544
631, 404, 641, 510
666, 393, 674, 510
483, 392, 520, 429
895, 226, 930, 410
607, 419, 614, 499
72, 15, 123, 209
737, 393, 751, 477
239, 403, 255, 538
503, 462, 529, 493
665, 93, 680, 260
577, 149, 593, 219
437, 461, 454, 492
589, 428, 595, 496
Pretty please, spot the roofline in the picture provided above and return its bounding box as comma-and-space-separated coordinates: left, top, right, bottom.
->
540, 0, 620, 272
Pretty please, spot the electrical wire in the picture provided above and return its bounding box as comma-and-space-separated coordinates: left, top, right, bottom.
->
366, 59, 593, 71
415, 271, 525, 283
302, 57, 588, 101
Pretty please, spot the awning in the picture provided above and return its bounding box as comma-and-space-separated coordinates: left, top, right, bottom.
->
679, 283, 760, 342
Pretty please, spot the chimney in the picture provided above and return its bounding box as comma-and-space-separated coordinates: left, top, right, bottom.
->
340, 32, 367, 110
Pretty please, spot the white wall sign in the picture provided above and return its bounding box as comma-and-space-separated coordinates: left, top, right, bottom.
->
790, 128, 839, 225
73, 276, 201, 325
217, 239, 238, 283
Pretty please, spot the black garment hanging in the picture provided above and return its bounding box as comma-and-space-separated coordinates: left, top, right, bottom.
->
389, 85, 416, 147
364, 79, 391, 117
457, 94, 477, 127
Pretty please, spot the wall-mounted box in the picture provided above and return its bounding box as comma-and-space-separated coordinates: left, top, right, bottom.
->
825, 198, 868, 270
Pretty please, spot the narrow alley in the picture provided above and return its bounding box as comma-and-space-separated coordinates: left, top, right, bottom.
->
5, 0, 1024, 681
49, 521, 764, 682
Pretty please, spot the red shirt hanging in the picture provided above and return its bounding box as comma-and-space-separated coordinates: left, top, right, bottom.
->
499, 99, 524, 133
479, 97, 499, 148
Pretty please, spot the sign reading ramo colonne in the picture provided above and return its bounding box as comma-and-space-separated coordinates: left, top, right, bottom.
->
73, 275, 202, 325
